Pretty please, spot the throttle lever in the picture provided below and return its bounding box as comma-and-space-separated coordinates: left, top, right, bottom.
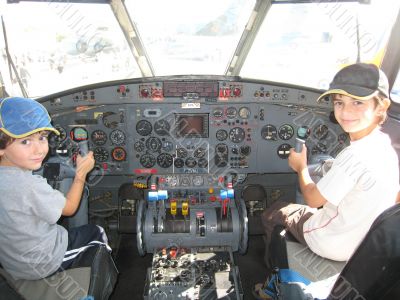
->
294, 138, 305, 153
78, 140, 89, 157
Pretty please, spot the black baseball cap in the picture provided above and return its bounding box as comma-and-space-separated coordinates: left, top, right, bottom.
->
317, 63, 390, 102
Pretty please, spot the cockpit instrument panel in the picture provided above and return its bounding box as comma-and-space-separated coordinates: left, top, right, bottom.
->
42, 77, 346, 176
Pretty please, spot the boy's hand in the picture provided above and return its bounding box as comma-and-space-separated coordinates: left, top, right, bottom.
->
75, 151, 95, 179
288, 144, 308, 173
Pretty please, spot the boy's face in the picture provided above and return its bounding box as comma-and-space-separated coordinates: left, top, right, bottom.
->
0, 132, 49, 170
332, 94, 383, 140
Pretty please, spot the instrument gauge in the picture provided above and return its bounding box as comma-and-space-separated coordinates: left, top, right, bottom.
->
192, 175, 204, 186
49, 125, 67, 149
198, 158, 208, 168
261, 125, 278, 141
154, 119, 170, 136
212, 108, 224, 118
157, 153, 173, 168
226, 107, 237, 119
93, 147, 109, 162
216, 129, 228, 141
145, 137, 162, 152
174, 158, 184, 168
110, 129, 126, 145
312, 142, 328, 154
297, 126, 310, 139
229, 127, 246, 143
91, 130, 107, 145
238, 107, 251, 119
176, 147, 188, 158
136, 120, 152, 136
277, 143, 291, 159
140, 153, 156, 168
134, 141, 145, 152
111, 147, 127, 161
194, 147, 206, 158
313, 124, 329, 140
70, 127, 88, 142
278, 124, 294, 140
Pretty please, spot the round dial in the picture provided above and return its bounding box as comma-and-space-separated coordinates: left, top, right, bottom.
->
176, 147, 188, 158
93, 147, 109, 162
145, 137, 162, 152
216, 129, 228, 141
192, 175, 204, 186
229, 127, 246, 143
297, 126, 310, 139
111, 147, 126, 161
238, 107, 250, 119
313, 124, 329, 140
157, 153, 173, 168
212, 108, 224, 118
312, 142, 328, 154
226, 107, 237, 119
185, 157, 197, 168
277, 143, 291, 159
136, 120, 152, 136
174, 158, 184, 168
194, 147, 206, 158
70, 127, 88, 142
261, 125, 278, 141
278, 124, 294, 140
54, 125, 67, 143
134, 141, 145, 152
110, 129, 125, 145
91, 130, 107, 145
198, 158, 208, 168
154, 119, 170, 136
140, 154, 156, 168
166, 175, 179, 187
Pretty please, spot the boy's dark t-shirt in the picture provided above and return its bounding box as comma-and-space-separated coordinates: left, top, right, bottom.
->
0, 166, 67, 279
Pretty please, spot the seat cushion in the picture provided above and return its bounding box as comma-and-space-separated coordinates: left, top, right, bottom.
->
286, 241, 346, 282
0, 267, 91, 300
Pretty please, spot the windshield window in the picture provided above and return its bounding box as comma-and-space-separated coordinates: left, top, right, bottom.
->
241, 0, 400, 90
0, 0, 399, 98
125, 0, 255, 76
0, 1, 139, 97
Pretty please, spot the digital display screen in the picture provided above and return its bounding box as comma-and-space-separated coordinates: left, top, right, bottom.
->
175, 114, 209, 138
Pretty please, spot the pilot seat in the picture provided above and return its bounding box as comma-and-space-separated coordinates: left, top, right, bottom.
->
264, 203, 400, 299
0, 243, 118, 300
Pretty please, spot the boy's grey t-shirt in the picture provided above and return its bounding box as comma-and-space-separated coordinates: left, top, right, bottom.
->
0, 166, 68, 280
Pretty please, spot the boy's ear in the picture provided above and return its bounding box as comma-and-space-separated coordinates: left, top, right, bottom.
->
376, 98, 391, 114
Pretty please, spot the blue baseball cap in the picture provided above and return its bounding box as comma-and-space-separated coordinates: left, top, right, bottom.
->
0, 97, 60, 138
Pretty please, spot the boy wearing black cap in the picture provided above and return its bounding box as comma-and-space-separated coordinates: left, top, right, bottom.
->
0, 97, 109, 280
261, 63, 399, 262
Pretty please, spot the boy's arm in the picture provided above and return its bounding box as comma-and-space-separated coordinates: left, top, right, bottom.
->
62, 152, 95, 216
288, 146, 327, 208
297, 167, 327, 208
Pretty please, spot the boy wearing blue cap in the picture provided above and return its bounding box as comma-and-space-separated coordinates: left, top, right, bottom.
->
261, 63, 399, 263
0, 97, 109, 280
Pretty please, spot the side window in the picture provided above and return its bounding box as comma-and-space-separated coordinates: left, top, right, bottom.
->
391, 73, 400, 104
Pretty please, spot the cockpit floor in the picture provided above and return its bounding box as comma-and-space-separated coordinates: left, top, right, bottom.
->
110, 234, 268, 299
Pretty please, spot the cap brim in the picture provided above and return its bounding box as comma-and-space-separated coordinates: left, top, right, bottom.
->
317, 89, 379, 103
0, 127, 60, 138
